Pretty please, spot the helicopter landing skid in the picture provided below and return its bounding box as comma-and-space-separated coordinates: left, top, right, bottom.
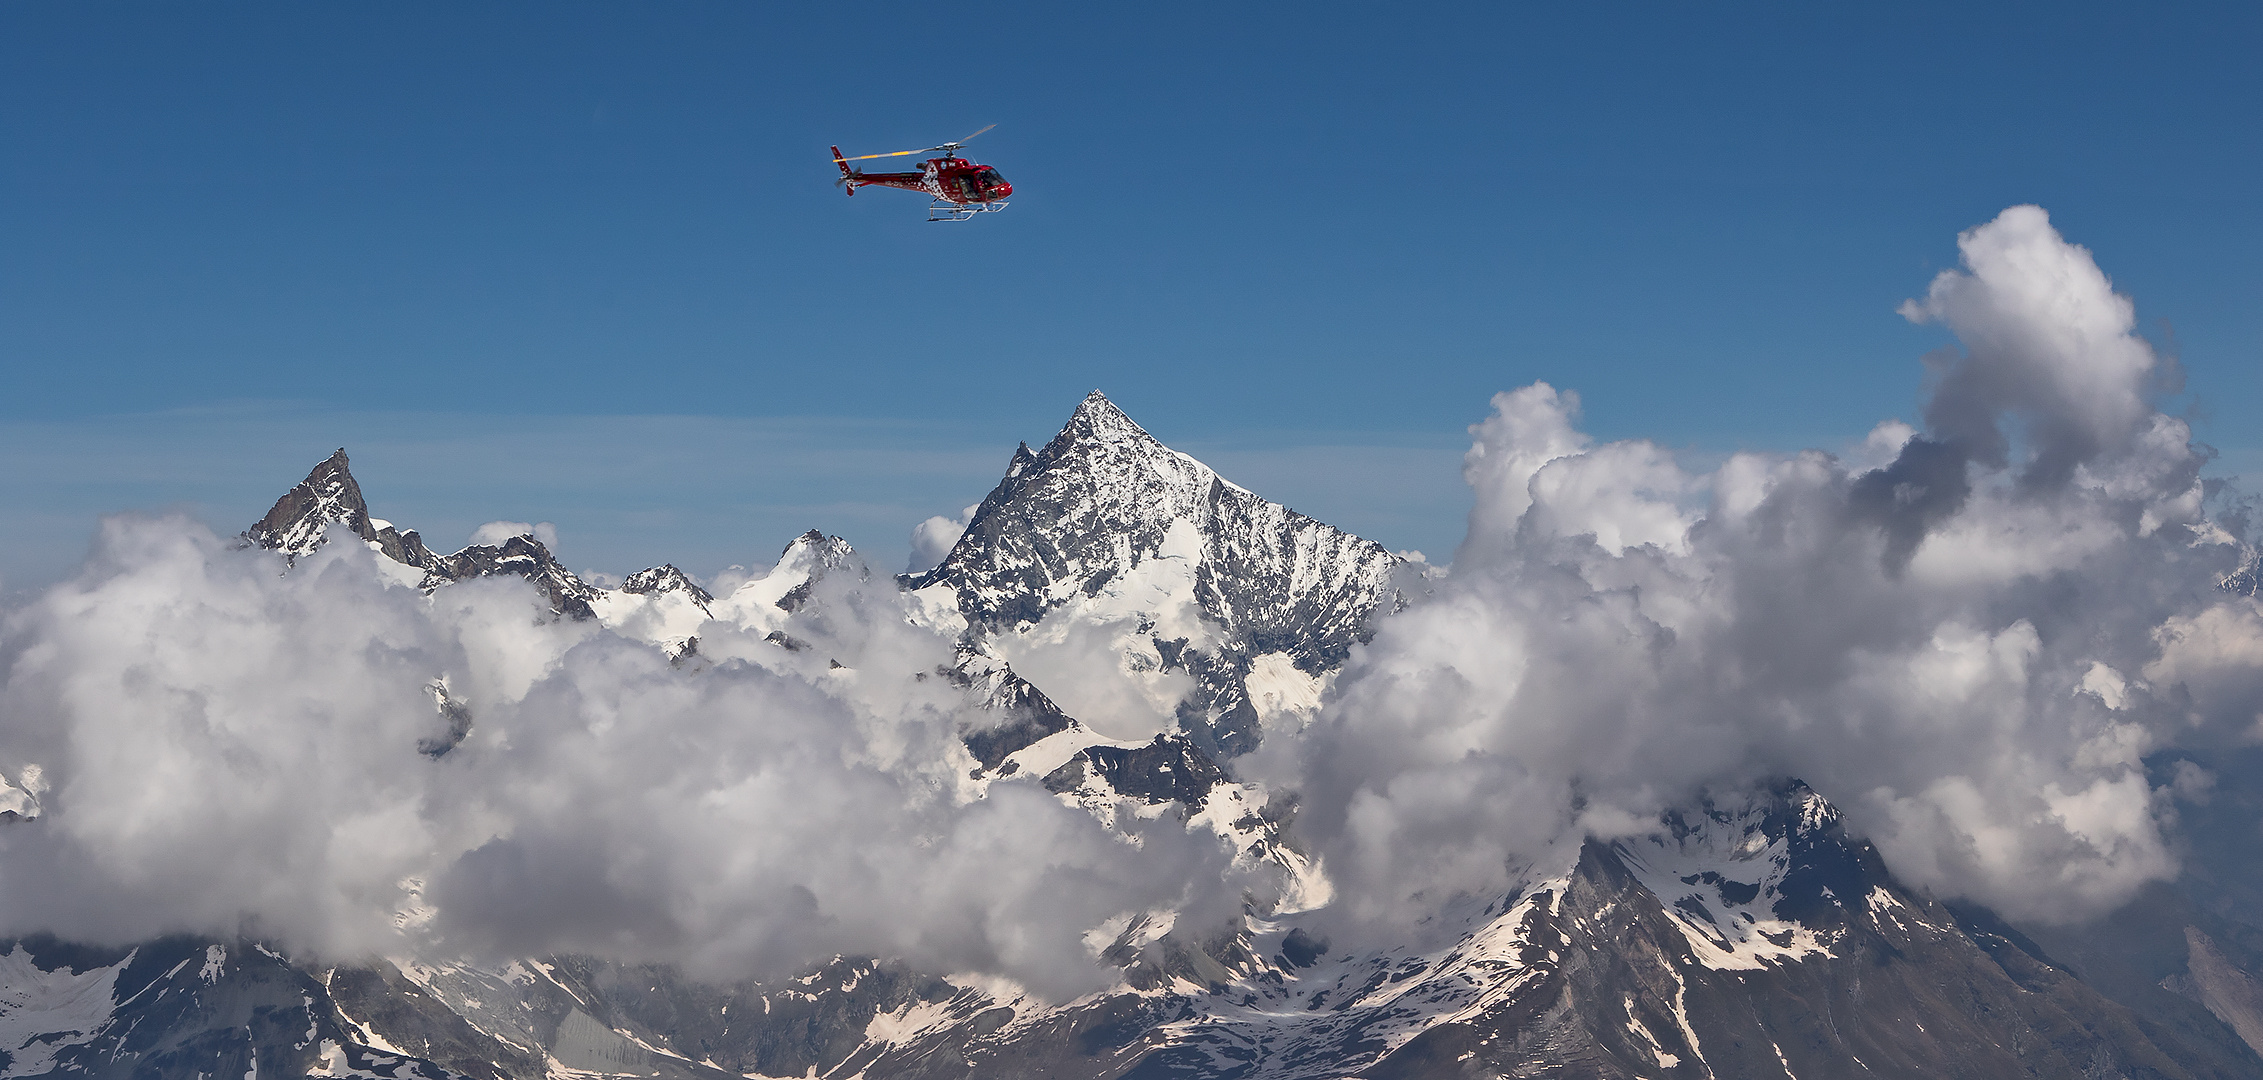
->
929, 199, 1006, 222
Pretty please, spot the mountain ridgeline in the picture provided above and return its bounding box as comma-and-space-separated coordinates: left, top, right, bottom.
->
243, 448, 606, 620
3, 393, 2261, 1079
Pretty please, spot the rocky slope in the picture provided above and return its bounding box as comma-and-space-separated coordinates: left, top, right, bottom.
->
0, 937, 454, 1080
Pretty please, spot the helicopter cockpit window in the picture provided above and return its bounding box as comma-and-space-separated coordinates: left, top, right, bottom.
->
977, 168, 1003, 189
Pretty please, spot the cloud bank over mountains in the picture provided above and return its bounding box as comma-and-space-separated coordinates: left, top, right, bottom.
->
0, 206, 2255, 994
1286, 205, 2241, 937
0, 521, 1238, 999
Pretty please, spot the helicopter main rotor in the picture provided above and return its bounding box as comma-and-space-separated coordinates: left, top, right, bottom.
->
833, 124, 996, 165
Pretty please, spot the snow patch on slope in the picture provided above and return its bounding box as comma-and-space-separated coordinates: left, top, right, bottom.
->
1244, 652, 1327, 732
0, 945, 128, 1077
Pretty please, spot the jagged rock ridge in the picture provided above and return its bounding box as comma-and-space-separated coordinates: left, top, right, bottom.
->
241, 449, 602, 620
621, 565, 713, 607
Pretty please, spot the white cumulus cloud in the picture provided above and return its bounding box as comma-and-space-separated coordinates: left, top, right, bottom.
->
906, 504, 979, 574
1275, 205, 2245, 942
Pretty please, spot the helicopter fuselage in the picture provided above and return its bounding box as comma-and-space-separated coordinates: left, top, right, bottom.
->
838, 156, 1011, 205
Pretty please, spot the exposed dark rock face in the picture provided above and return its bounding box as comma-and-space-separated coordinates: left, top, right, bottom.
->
428, 534, 603, 621
1044, 734, 1226, 806
242, 448, 446, 572
321, 960, 550, 1080
948, 659, 1075, 772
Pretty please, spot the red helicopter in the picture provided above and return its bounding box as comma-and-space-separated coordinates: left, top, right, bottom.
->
831, 125, 1012, 221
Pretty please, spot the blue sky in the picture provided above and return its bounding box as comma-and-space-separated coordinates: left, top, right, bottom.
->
3, 2, 2258, 586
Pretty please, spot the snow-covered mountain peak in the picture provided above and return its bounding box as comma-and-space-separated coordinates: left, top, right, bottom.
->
908, 392, 1403, 758
772, 530, 862, 612
782, 528, 858, 574
242, 447, 362, 558
1061, 389, 1157, 448
243, 448, 445, 571
620, 565, 713, 608
699, 530, 867, 635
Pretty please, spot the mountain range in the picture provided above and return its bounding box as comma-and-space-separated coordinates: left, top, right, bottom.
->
4, 392, 2262, 1079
